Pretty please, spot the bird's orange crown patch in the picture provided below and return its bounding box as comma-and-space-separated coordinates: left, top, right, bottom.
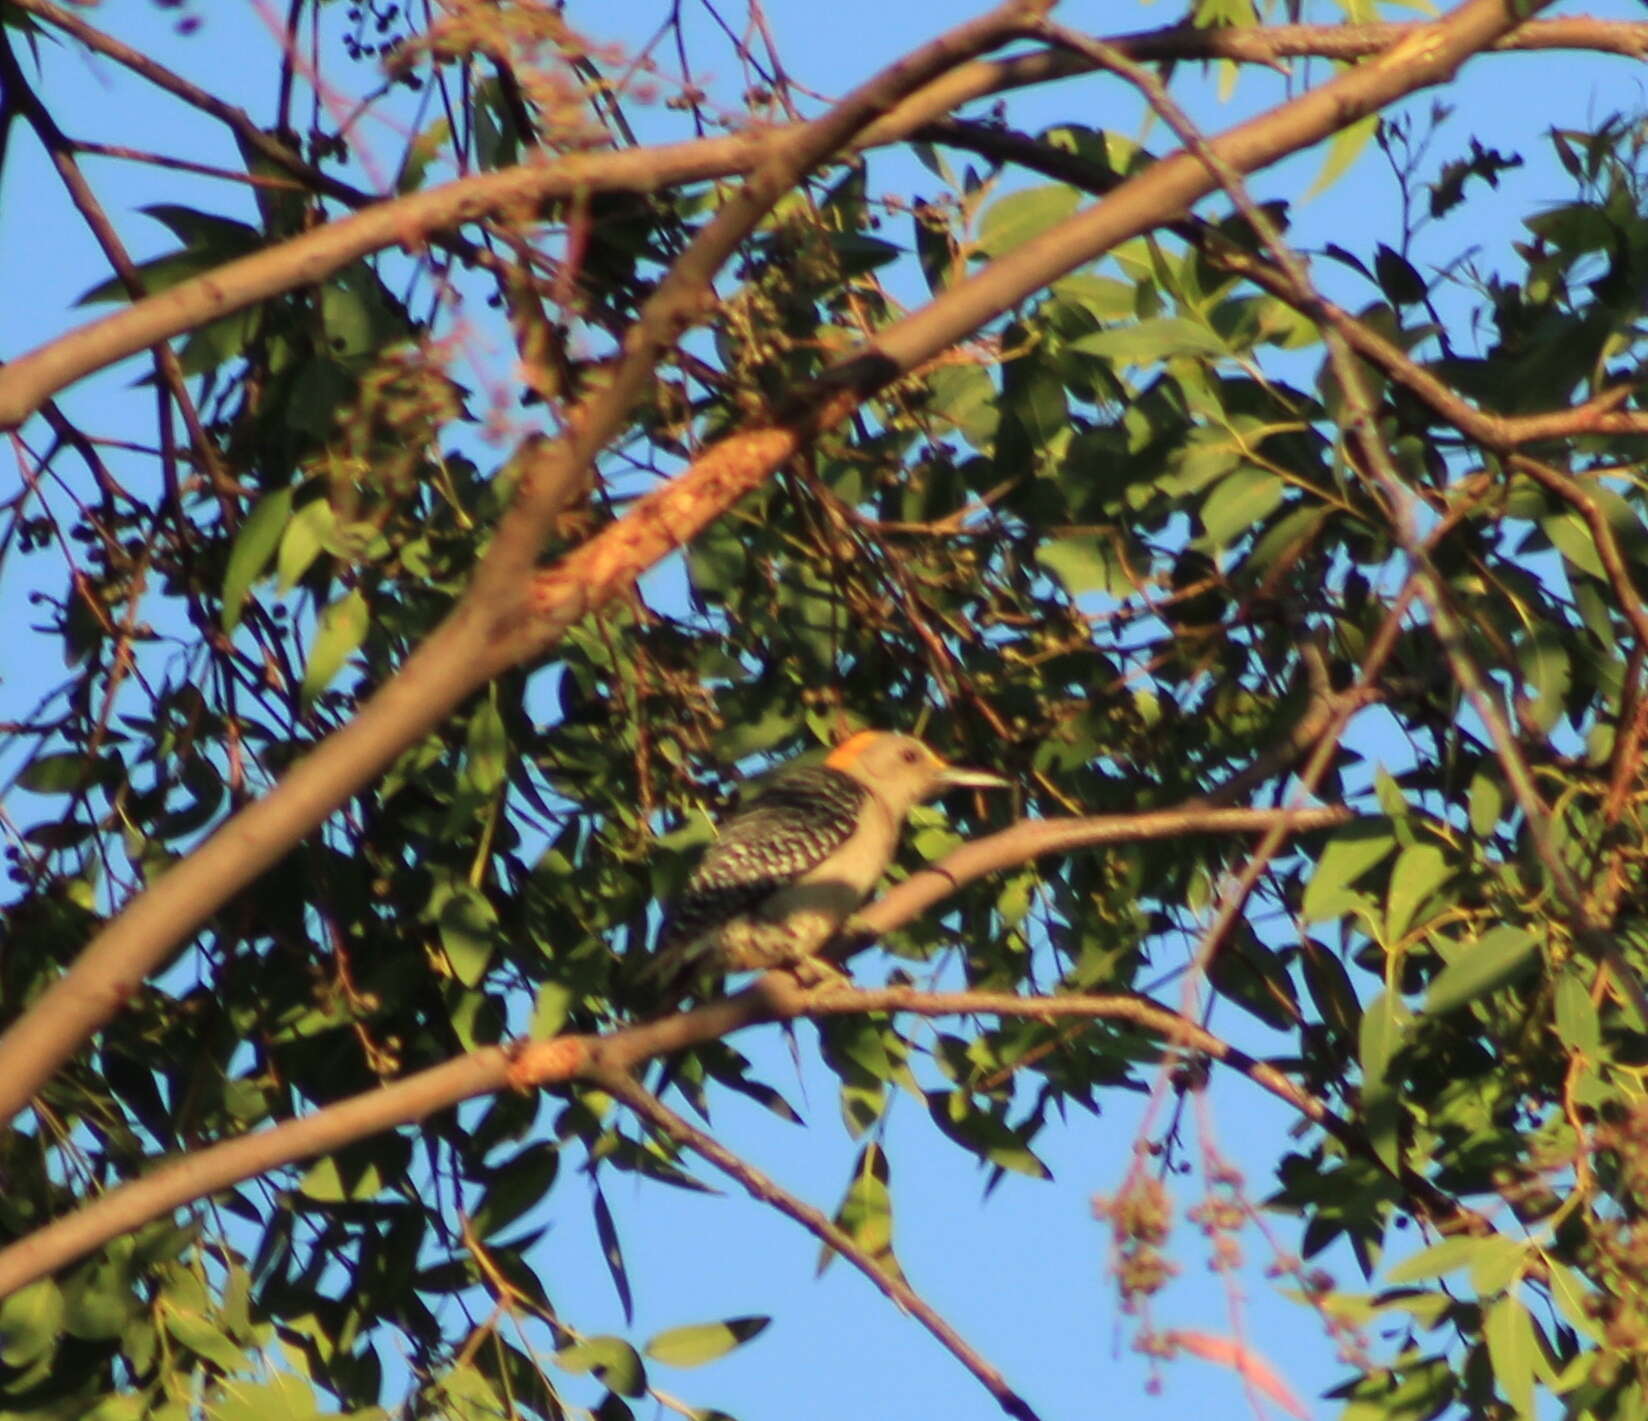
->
826, 731, 944, 772
824, 730, 883, 770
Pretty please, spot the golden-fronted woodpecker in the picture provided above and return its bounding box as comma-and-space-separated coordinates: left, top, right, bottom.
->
645, 731, 1010, 996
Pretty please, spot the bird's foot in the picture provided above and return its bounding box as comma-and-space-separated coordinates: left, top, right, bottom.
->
788, 956, 852, 991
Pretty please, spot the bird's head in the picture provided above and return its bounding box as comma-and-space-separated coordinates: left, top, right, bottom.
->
825, 731, 1010, 820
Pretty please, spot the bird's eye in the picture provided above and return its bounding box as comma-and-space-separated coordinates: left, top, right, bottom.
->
902, 747, 922, 764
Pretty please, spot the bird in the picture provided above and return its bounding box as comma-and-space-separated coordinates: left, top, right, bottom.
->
641, 731, 1010, 999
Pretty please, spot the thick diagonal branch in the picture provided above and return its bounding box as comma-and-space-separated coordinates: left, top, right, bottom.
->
0, 4, 1042, 1124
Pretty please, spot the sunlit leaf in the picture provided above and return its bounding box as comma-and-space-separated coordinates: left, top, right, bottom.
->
644, 1316, 770, 1367
1304, 819, 1396, 922
1424, 927, 1538, 1016
222, 486, 294, 631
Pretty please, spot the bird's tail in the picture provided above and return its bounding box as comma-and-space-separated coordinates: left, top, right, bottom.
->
630, 932, 714, 1012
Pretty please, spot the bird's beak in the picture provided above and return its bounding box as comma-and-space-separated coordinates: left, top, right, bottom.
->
935, 764, 1012, 792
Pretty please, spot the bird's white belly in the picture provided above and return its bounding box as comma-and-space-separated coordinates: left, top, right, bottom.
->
718, 806, 898, 971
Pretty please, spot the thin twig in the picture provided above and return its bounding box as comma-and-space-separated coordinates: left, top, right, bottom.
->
594, 1068, 1044, 1421
0, 24, 233, 512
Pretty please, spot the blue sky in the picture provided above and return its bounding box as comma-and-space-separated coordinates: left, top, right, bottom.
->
3, 1, 1645, 1417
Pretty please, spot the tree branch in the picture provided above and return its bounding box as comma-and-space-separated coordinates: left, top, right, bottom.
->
6, 0, 376, 207
5, 7, 1644, 428
853, 806, 1349, 949
925, 110, 1648, 456
0, 23, 230, 511
593, 1068, 1044, 1421
472, 0, 1055, 605
0, 803, 1346, 1297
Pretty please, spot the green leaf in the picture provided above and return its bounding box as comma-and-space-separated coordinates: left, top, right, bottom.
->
593, 1392, 636, 1421
464, 696, 509, 797
1542, 510, 1606, 580
164, 1306, 249, 1371
687, 517, 748, 597
826, 231, 902, 274
592, 1180, 634, 1325
999, 357, 1068, 460
644, 1316, 770, 1367
556, 1336, 646, 1396
996, 870, 1036, 928
319, 265, 407, 358
473, 1142, 559, 1239
0, 1278, 63, 1367
17, 751, 99, 795
277, 497, 335, 593
927, 1090, 1052, 1179
1468, 770, 1504, 838
62, 1257, 136, 1341
434, 1364, 503, 1418
83, 1397, 144, 1421
1303, 819, 1395, 922
77, 206, 260, 305
1359, 989, 1405, 1173
823, 1144, 900, 1282
299, 587, 369, 704
1200, 467, 1284, 548
828, 1017, 918, 1094
1385, 1235, 1485, 1284
976, 185, 1080, 257
1037, 534, 1137, 599
1373, 243, 1427, 305
222, 486, 294, 632
1517, 627, 1570, 734
1068, 316, 1228, 365
531, 980, 573, 1038
1307, 113, 1378, 198
209, 1374, 322, 1421
1483, 1293, 1537, 1419
1300, 940, 1361, 1036
1051, 273, 1137, 320
1424, 926, 1538, 1016
1544, 1258, 1602, 1341
1553, 970, 1601, 1056
431, 879, 499, 987
1469, 1235, 1528, 1295
1385, 841, 1449, 939
299, 1153, 387, 1202
925, 364, 1000, 447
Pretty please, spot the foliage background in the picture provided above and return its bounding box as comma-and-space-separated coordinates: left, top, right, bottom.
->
5, 1, 1648, 1419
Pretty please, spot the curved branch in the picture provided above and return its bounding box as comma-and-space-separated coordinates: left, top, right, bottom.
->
8, 0, 374, 207
595, 1068, 1043, 1421
0, 24, 228, 506
927, 118, 1648, 451
0, 135, 743, 429
0, 1046, 517, 1301
1185, 241, 1648, 448
0, 802, 1345, 1297
471, 0, 1054, 604
807, 984, 1331, 1120
854, 805, 1348, 946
